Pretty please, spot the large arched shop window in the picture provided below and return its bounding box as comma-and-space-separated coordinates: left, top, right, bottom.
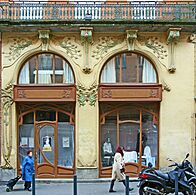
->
18, 53, 74, 84
100, 104, 158, 168
100, 53, 157, 83
100, 52, 158, 171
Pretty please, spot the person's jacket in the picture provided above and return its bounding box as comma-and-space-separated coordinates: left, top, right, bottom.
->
22, 156, 34, 182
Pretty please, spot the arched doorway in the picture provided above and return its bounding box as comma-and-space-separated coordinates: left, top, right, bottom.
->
16, 53, 76, 178
99, 52, 161, 177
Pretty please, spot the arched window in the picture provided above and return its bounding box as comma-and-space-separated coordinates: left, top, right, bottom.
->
100, 53, 157, 83
18, 53, 74, 84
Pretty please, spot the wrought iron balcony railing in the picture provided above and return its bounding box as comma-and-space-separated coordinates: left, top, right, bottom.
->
0, 1, 195, 22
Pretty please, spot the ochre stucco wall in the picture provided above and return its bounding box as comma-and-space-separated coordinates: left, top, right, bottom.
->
1, 31, 195, 173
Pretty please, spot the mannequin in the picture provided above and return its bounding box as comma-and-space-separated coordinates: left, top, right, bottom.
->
103, 137, 113, 155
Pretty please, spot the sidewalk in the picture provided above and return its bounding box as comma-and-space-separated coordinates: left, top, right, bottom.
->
0, 181, 139, 195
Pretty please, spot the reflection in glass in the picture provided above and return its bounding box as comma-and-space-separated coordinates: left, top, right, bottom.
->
101, 113, 117, 167
18, 53, 74, 84
142, 112, 158, 167
58, 122, 74, 168
19, 112, 34, 168
100, 53, 157, 83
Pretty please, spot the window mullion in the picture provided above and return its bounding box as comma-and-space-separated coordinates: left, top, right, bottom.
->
36, 55, 39, 84
53, 55, 55, 83
119, 55, 122, 83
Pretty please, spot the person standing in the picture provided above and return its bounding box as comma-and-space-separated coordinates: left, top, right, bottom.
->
109, 146, 134, 193
22, 150, 34, 191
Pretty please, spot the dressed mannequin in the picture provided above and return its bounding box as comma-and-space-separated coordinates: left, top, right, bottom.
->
103, 137, 113, 155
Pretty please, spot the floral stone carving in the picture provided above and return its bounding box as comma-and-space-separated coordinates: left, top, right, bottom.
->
92, 36, 122, 60
139, 37, 168, 60
77, 82, 98, 106
59, 37, 82, 60
1, 83, 14, 169
7, 37, 32, 62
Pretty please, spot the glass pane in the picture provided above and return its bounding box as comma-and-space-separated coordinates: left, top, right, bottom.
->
54, 56, 64, 83
122, 53, 139, 83
19, 124, 34, 168
142, 112, 158, 167
119, 109, 140, 121
101, 112, 117, 167
120, 123, 139, 163
58, 112, 70, 122
140, 56, 157, 83
58, 122, 74, 168
37, 54, 53, 84
37, 125, 54, 164
36, 111, 56, 121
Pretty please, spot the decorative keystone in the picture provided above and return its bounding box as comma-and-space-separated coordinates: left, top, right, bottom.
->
167, 28, 181, 45
189, 33, 196, 43
38, 30, 50, 51
80, 27, 93, 44
126, 30, 138, 51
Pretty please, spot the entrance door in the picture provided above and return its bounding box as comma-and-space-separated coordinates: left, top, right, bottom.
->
18, 105, 75, 178
35, 122, 56, 178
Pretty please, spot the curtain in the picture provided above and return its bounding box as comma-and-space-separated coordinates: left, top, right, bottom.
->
142, 57, 157, 83
63, 62, 74, 83
19, 62, 30, 84
101, 58, 116, 83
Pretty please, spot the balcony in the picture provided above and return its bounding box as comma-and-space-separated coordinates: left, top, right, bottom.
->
0, 1, 195, 33
0, 1, 195, 22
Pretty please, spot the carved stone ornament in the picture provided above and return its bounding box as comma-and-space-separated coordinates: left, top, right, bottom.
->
38, 30, 50, 51
76, 82, 98, 106
80, 27, 93, 74
59, 37, 82, 60
167, 28, 181, 73
162, 80, 171, 92
189, 33, 196, 43
92, 36, 122, 60
80, 27, 93, 44
126, 30, 138, 51
139, 36, 168, 60
7, 37, 32, 62
1, 83, 14, 169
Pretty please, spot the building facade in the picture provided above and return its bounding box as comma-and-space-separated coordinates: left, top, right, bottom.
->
0, 0, 196, 179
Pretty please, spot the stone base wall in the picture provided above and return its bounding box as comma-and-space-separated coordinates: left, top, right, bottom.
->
0, 168, 16, 182
76, 168, 98, 179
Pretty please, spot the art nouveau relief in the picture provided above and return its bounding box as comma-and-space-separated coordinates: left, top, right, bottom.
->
51, 35, 82, 64
2, 35, 38, 69
1, 83, 14, 168
91, 35, 125, 61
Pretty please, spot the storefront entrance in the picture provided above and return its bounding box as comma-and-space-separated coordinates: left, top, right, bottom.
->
17, 104, 75, 178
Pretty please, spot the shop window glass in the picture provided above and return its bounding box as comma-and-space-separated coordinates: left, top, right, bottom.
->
19, 112, 34, 168
18, 53, 74, 84
58, 122, 74, 168
142, 112, 158, 167
119, 109, 140, 163
101, 112, 117, 167
37, 125, 55, 165
36, 111, 56, 121
58, 112, 70, 122
101, 53, 157, 83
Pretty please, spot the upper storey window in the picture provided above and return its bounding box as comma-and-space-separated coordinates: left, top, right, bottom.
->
100, 53, 157, 84
18, 53, 74, 84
